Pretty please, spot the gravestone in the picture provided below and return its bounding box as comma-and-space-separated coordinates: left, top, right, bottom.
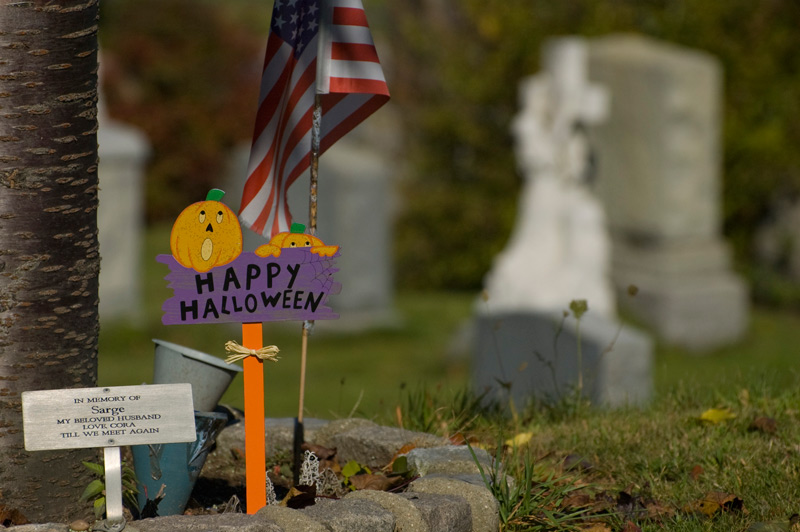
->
586, 35, 749, 350
97, 106, 150, 322
224, 117, 398, 331
473, 37, 653, 408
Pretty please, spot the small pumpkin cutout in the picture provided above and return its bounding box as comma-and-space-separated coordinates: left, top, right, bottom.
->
170, 189, 243, 272
255, 223, 339, 258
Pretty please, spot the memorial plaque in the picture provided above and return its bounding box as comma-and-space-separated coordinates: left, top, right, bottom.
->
22, 384, 196, 451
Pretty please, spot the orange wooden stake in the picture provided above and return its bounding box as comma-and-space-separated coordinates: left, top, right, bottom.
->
242, 322, 266, 514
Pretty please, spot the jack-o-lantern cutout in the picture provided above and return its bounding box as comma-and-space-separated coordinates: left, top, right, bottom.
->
255, 223, 339, 258
170, 189, 243, 273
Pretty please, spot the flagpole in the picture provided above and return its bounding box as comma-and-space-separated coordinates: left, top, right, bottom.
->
294, 1, 327, 485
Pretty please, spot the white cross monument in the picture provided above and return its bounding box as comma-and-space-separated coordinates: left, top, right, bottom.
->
481, 37, 615, 317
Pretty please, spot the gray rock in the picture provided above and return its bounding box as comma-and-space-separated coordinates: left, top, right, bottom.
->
420, 473, 491, 488
398, 493, 472, 532
408, 476, 500, 532
301, 498, 395, 532
314, 418, 448, 470
210, 417, 329, 464
133, 513, 280, 532
257, 505, 328, 532
405, 445, 493, 477
5, 525, 68, 532
345, 490, 429, 532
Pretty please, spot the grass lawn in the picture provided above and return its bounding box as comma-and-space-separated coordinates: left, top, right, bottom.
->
98, 223, 800, 530
98, 223, 800, 417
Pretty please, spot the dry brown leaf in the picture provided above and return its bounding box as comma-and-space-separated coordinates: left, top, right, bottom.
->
349, 473, 403, 491
384, 442, 416, 472
449, 432, 467, 445
301, 442, 337, 461
690, 464, 704, 480
280, 484, 316, 509
562, 492, 593, 509
684, 491, 744, 517
645, 501, 675, 521
622, 522, 642, 532
749, 416, 778, 434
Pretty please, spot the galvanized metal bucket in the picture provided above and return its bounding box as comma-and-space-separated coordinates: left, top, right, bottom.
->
151, 339, 242, 411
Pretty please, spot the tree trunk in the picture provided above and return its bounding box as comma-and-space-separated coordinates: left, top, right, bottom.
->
0, 0, 100, 523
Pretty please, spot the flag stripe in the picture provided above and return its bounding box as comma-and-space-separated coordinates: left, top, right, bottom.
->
331, 42, 379, 63
330, 25, 376, 46
329, 77, 390, 95
330, 60, 385, 82
332, 7, 368, 26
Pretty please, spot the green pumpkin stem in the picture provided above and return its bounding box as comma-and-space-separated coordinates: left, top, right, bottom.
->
206, 189, 226, 202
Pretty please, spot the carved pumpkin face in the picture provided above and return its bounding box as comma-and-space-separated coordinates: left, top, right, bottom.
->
170, 189, 243, 273
270, 232, 323, 249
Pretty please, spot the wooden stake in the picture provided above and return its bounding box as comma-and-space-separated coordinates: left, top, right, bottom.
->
242, 322, 266, 514
298, 324, 309, 424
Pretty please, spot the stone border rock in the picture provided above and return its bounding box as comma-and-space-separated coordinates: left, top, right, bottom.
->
9, 418, 500, 532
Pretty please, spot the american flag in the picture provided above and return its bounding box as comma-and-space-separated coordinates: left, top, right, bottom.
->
239, 0, 390, 237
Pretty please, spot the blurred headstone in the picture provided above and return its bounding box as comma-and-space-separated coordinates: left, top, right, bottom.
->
224, 117, 398, 331
97, 105, 150, 322
473, 311, 652, 408
587, 35, 749, 350
473, 37, 653, 408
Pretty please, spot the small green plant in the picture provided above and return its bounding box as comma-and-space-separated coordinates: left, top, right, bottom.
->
80, 460, 139, 519
468, 441, 592, 531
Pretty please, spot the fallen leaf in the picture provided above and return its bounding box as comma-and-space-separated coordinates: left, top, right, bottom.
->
449, 432, 467, 445
384, 443, 416, 472
505, 431, 533, 448
690, 464, 704, 480
749, 416, 778, 434
684, 491, 744, 517
348, 473, 402, 491
562, 492, 593, 509
622, 522, 642, 532
645, 500, 675, 521
301, 442, 337, 461
281, 484, 316, 509
699, 408, 737, 424
580, 523, 612, 532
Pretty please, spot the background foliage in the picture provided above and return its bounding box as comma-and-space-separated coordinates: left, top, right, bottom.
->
100, 0, 265, 221
385, 0, 800, 293
100, 0, 800, 297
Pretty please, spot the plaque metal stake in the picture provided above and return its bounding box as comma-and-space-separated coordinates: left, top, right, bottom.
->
93, 445, 126, 532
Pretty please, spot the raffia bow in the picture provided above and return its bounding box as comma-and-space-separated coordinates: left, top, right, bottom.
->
224, 340, 280, 364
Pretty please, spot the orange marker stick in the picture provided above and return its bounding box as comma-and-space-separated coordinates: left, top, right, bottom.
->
242, 322, 266, 514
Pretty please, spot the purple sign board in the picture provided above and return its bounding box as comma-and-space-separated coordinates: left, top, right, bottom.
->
158, 249, 340, 325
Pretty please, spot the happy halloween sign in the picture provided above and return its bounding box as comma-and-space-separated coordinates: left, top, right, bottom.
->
158, 189, 340, 325
159, 249, 340, 325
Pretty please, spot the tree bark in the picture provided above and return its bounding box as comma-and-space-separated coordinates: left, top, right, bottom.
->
0, 0, 99, 523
